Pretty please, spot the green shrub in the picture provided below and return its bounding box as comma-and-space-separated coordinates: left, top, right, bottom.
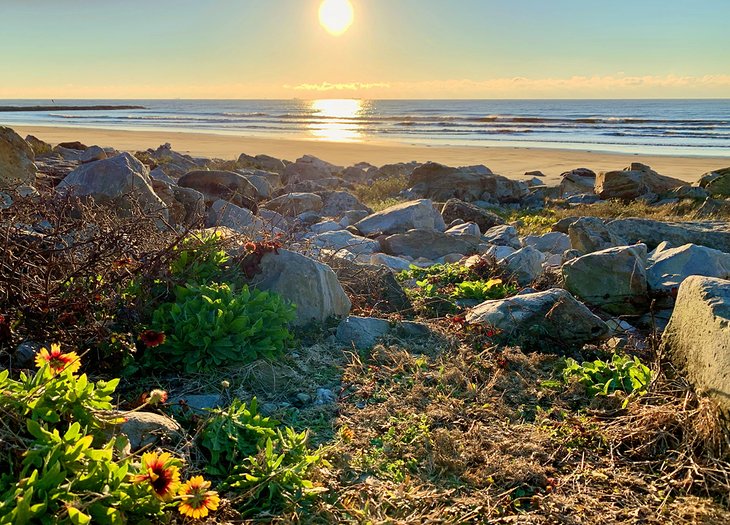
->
563, 354, 652, 405
353, 177, 409, 210
149, 282, 295, 372
200, 398, 278, 476
169, 232, 230, 285
450, 278, 518, 301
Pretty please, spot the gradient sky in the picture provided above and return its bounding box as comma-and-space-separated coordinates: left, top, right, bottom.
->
1, 0, 728, 99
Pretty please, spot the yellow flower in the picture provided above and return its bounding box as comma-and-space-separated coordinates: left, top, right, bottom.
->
131, 452, 181, 501
34, 343, 81, 375
178, 476, 220, 519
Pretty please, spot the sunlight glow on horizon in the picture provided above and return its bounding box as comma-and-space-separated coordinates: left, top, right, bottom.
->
319, 0, 355, 36
309, 98, 364, 142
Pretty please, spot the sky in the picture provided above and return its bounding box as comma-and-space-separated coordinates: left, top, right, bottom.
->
0, 0, 729, 99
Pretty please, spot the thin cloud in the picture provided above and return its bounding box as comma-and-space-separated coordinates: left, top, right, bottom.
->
288, 82, 392, 91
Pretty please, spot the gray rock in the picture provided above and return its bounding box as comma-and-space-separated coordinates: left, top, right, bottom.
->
310, 220, 343, 234
381, 229, 481, 260
569, 217, 626, 254
647, 243, 730, 293
252, 249, 351, 326
14, 341, 41, 368
0, 126, 36, 188
240, 173, 274, 199
446, 222, 481, 237
481, 244, 516, 260
560, 168, 596, 197
483, 224, 521, 249
440, 198, 505, 232
315, 388, 337, 405
523, 232, 571, 254
207, 199, 264, 235
79, 145, 107, 164
25, 135, 52, 156
696, 167, 730, 197
116, 412, 182, 450
57, 152, 166, 216
466, 288, 609, 347
170, 394, 222, 411
662, 276, 730, 424
264, 193, 323, 216
563, 244, 649, 315
312, 230, 380, 255
370, 253, 413, 272
499, 246, 546, 285
320, 191, 369, 219
336, 316, 391, 349
142, 143, 199, 178
355, 199, 446, 236
595, 163, 685, 200
178, 170, 260, 209
340, 209, 370, 227
607, 218, 730, 252
149, 167, 177, 185
283, 155, 342, 184
238, 153, 286, 174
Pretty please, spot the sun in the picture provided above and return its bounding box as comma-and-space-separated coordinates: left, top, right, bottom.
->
319, 0, 354, 36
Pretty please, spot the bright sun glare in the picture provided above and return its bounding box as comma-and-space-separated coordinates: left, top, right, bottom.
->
319, 0, 354, 36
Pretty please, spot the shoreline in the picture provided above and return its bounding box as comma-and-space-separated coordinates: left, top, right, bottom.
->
12, 124, 729, 184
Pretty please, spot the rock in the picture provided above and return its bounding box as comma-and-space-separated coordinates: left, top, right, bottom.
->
552, 216, 580, 234
483, 225, 521, 249
440, 198, 505, 232
116, 412, 182, 450
0, 192, 12, 210
79, 145, 107, 164
0, 127, 36, 188
264, 193, 323, 216
320, 191, 370, 219
340, 209, 370, 227
697, 167, 730, 196
251, 249, 351, 326
25, 135, 52, 156
663, 185, 709, 201
206, 199, 264, 235
566, 193, 601, 205
239, 172, 274, 199
606, 218, 730, 252
315, 388, 337, 405
57, 141, 87, 151
526, 170, 546, 178
563, 245, 649, 315
238, 153, 286, 174
178, 170, 260, 210
14, 341, 41, 368
560, 168, 596, 197
312, 230, 380, 255
482, 244, 516, 260
370, 253, 414, 272
693, 198, 730, 219
595, 163, 685, 200
355, 199, 446, 236
378, 162, 421, 179
336, 316, 391, 349
466, 288, 609, 347
446, 222, 481, 237
523, 232, 571, 254
283, 155, 342, 184
57, 153, 166, 216
408, 162, 528, 203
258, 208, 291, 232
330, 259, 411, 313
381, 229, 481, 260
341, 165, 370, 184
647, 243, 730, 293
149, 167, 177, 185
499, 246, 546, 285
140, 143, 199, 178
662, 276, 730, 423
151, 180, 204, 226
170, 394, 222, 411
310, 220, 342, 234
568, 217, 627, 254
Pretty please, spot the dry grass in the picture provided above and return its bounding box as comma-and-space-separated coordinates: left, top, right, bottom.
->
353, 177, 410, 211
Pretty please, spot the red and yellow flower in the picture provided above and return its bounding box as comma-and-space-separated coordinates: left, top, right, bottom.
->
178, 476, 220, 519
139, 330, 166, 348
34, 343, 81, 375
131, 452, 181, 500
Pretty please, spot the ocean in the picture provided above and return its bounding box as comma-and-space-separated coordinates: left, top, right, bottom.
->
1, 99, 728, 157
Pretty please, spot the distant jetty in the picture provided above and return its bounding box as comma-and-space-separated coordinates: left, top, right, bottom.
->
0, 105, 145, 112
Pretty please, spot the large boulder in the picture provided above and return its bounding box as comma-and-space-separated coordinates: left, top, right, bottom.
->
25, 135, 52, 156
408, 162, 528, 203
562, 245, 649, 315
238, 153, 286, 174
595, 163, 685, 200
522, 232, 571, 255
251, 249, 351, 326
606, 218, 730, 252
697, 167, 730, 197
466, 288, 609, 347
483, 225, 521, 249
440, 198, 505, 232
320, 191, 370, 219
283, 155, 342, 184
57, 152, 166, 215
647, 243, 730, 293
0, 126, 36, 188
206, 199, 265, 235
355, 199, 446, 236
381, 229, 480, 260
178, 170, 260, 210
140, 143, 199, 178
569, 217, 627, 254
263, 193, 323, 216
662, 276, 730, 422
560, 168, 596, 197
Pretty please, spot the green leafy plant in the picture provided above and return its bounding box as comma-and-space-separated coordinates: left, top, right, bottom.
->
148, 282, 295, 372
450, 278, 518, 301
398, 263, 473, 286
200, 398, 278, 476
563, 354, 652, 405
224, 428, 325, 515
170, 232, 230, 285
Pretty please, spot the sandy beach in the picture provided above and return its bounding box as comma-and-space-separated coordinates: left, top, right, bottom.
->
13, 125, 727, 185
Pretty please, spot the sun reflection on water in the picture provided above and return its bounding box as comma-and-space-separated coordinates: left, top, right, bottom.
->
309, 99, 364, 142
